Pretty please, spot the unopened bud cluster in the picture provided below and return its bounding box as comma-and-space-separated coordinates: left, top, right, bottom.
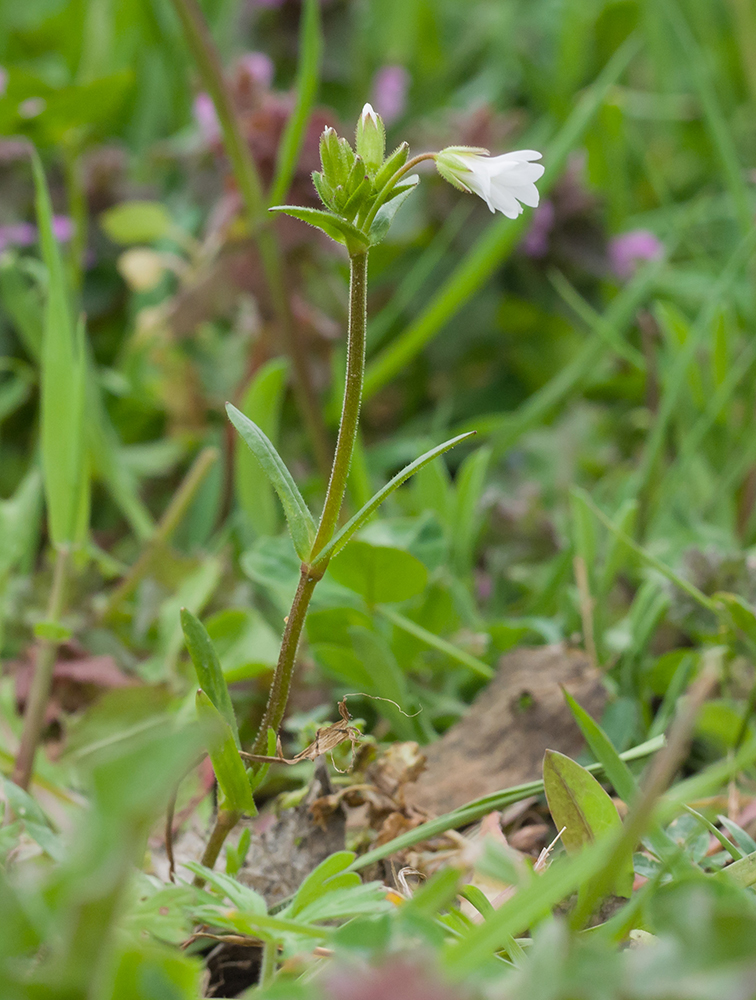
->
312, 106, 412, 229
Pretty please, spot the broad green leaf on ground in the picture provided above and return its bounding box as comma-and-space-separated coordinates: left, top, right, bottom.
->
327, 541, 427, 604
543, 749, 633, 897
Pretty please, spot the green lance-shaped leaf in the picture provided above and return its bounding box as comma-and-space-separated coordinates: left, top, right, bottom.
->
268, 206, 370, 256
33, 149, 89, 547
196, 691, 256, 815
182, 608, 239, 748
543, 749, 633, 898
235, 358, 289, 539
226, 402, 316, 561
310, 431, 475, 568
287, 851, 359, 918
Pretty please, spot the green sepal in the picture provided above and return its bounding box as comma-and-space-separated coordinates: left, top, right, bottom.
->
342, 174, 375, 223
181, 608, 239, 748
312, 170, 335, 211
374, 142, 409, 190
197, 691, 256, 815
355, 106, 386, 174
268, 205, 370, 256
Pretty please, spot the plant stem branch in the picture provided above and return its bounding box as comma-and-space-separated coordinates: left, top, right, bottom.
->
193, 808, 241, 888
251, 568, 318, 757
249, 252, 369, 758
259, 940, 277, 987
362, 153, 437, 232
168, 0, 330, 477
101, 446, 219, 619
12, 547, 69, 790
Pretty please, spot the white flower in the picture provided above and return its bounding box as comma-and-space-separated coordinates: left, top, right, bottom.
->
435, 146, 544, 219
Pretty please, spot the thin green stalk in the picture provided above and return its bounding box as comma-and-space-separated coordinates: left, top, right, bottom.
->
193, 808, 241, 888
12, 547, 69, 790
101, 446, 218, 619
169, 0, 330, 477
310, 251, 369, 560
259, 940, 277, 987
250, 252, 369, 758
268, 0, 322, 207
251, 568, 318, 757
362, 153, 437, 232
62, 142, 87, 291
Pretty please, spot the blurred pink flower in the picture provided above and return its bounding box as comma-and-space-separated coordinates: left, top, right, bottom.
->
609, 229, 663, 279
0, 216, 73, 254
237, 51, 274, 89
0, 222, 36, 253
193, 92, 221, 144
521, 199, 555, 257
371, 65, 409, 124
0, 67, 7, 97
52, 215, 73, 242
323, 959, 469, 1000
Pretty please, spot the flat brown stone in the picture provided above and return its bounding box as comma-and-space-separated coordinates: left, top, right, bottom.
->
404, 644, 606, 816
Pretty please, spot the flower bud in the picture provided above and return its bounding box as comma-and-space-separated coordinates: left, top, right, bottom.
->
355, 103, 385, 175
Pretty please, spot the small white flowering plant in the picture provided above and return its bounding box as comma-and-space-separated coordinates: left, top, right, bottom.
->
217, 102, 544, 877
269, 103, 544, 252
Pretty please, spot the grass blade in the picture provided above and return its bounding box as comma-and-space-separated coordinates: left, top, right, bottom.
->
268, 0, 322, 208
33, 149, 89, 548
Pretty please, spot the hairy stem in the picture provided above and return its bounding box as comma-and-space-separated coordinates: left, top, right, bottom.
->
193, 808, 241, 888
250, 252, 369, 757
12, 547, 69, 790
251, 568, 318, 757
168, 0, 330, 477
311, 251, 369, 559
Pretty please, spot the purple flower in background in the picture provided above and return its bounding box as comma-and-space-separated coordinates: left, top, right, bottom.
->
0, 66, 7, 97
0, 222, 36, 253
52, 215, 73, 243
521, 199, 555, 257
193, 92, 221, 144
250, 0, 284, 7
0, 216, 73, 254
609, 229, 663, 279
372, 65, 409, 124
237, 51, 275, 89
